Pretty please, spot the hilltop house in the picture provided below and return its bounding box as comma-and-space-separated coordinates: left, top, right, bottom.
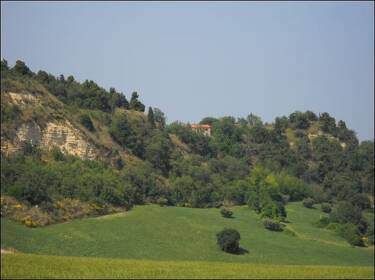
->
191, 124, 211, 137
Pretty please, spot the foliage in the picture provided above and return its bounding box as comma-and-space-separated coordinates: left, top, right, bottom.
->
321, 203, 332, 213
262, 218, 283, 231
1, 60, 373, 249
329, 202, 363, 225
220, 208, 233, 218
79, 113, 95, 131
336, 223, 364, 247
147, 107, 155, 128
216, 228, 241, 253
129, 92, 145, 112
302, 198, 314, 209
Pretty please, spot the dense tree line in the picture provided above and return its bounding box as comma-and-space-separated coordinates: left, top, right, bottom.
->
1, 59, 144, 113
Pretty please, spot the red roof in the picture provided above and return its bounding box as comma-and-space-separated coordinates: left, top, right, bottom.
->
191, 124, 211, 129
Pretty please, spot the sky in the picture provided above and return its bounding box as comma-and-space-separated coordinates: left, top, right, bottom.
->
1, 1, 374, 141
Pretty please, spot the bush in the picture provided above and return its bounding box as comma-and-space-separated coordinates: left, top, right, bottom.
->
315, 217, 330, 228
216, 228, 241, 253
51, 146, 65, 161
336, 223, 365, 247
321, 203, 331, 213
156, 197, 168, 207
220, 208, 233, 218
263, 218, 283, 231
303, 198, 314, 209
79, 114, 95, 131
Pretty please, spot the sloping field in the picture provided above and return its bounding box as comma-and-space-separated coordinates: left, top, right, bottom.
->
1, 203, 374, 278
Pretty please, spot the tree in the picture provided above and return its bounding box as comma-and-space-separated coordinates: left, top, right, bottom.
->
319, 112, 336, 134
305, 110, 318, 121
1, 59, 9, 72
153, 108, 166, 129
216, 228, 241, 253
145, 131, 172, 175
13, 60, 32, 76
329, 201, 362, 225
274, 116, 288, 134
200, 117, 218, 126
247, 113, 262, 127
129, 92, 145, 112
147, 107, 155, 128
289, 111, 309, 129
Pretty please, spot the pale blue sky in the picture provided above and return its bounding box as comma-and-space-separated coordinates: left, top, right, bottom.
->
1, 1, 374, 140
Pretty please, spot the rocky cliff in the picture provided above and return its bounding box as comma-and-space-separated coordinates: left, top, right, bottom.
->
1, 91, 99, 160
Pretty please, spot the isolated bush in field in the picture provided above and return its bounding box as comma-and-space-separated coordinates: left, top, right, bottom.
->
216, 228, 241, 253
263, 218, 283, 231
220, 208, 233, 218
321, 203, 332, 213
156, 197, 168, 207
303, 198, 314, 209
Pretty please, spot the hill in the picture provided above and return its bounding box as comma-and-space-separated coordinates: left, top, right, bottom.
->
1, 203, 374, 278
0, 59, 374, 278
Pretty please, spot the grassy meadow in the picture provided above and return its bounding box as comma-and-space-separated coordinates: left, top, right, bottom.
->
2, 253, 373, 279
1, 202, 374, 278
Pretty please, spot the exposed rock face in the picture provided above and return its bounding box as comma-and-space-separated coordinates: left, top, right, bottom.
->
3, 120, 98, 160
1, 91, 99, 160
41, 121, 97, 160
8, 92, 40, 105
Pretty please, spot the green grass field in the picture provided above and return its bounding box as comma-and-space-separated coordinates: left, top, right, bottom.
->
1, 202, 374, 278
2, 253, 373, 279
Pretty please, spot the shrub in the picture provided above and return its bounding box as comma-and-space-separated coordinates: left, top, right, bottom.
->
336, 223, 364, 247
263, 218, 283, 231
220, 208, 233, 218
303, 198, 314, 208
315, 217, 330, 228
51, 146, 65, 161
321, 203, 331, 213
79, 114, 95, 131
156, 197, 168, 207
19, 207, 51, 227
216, 228, 241, 253
326, 222, 340, 231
